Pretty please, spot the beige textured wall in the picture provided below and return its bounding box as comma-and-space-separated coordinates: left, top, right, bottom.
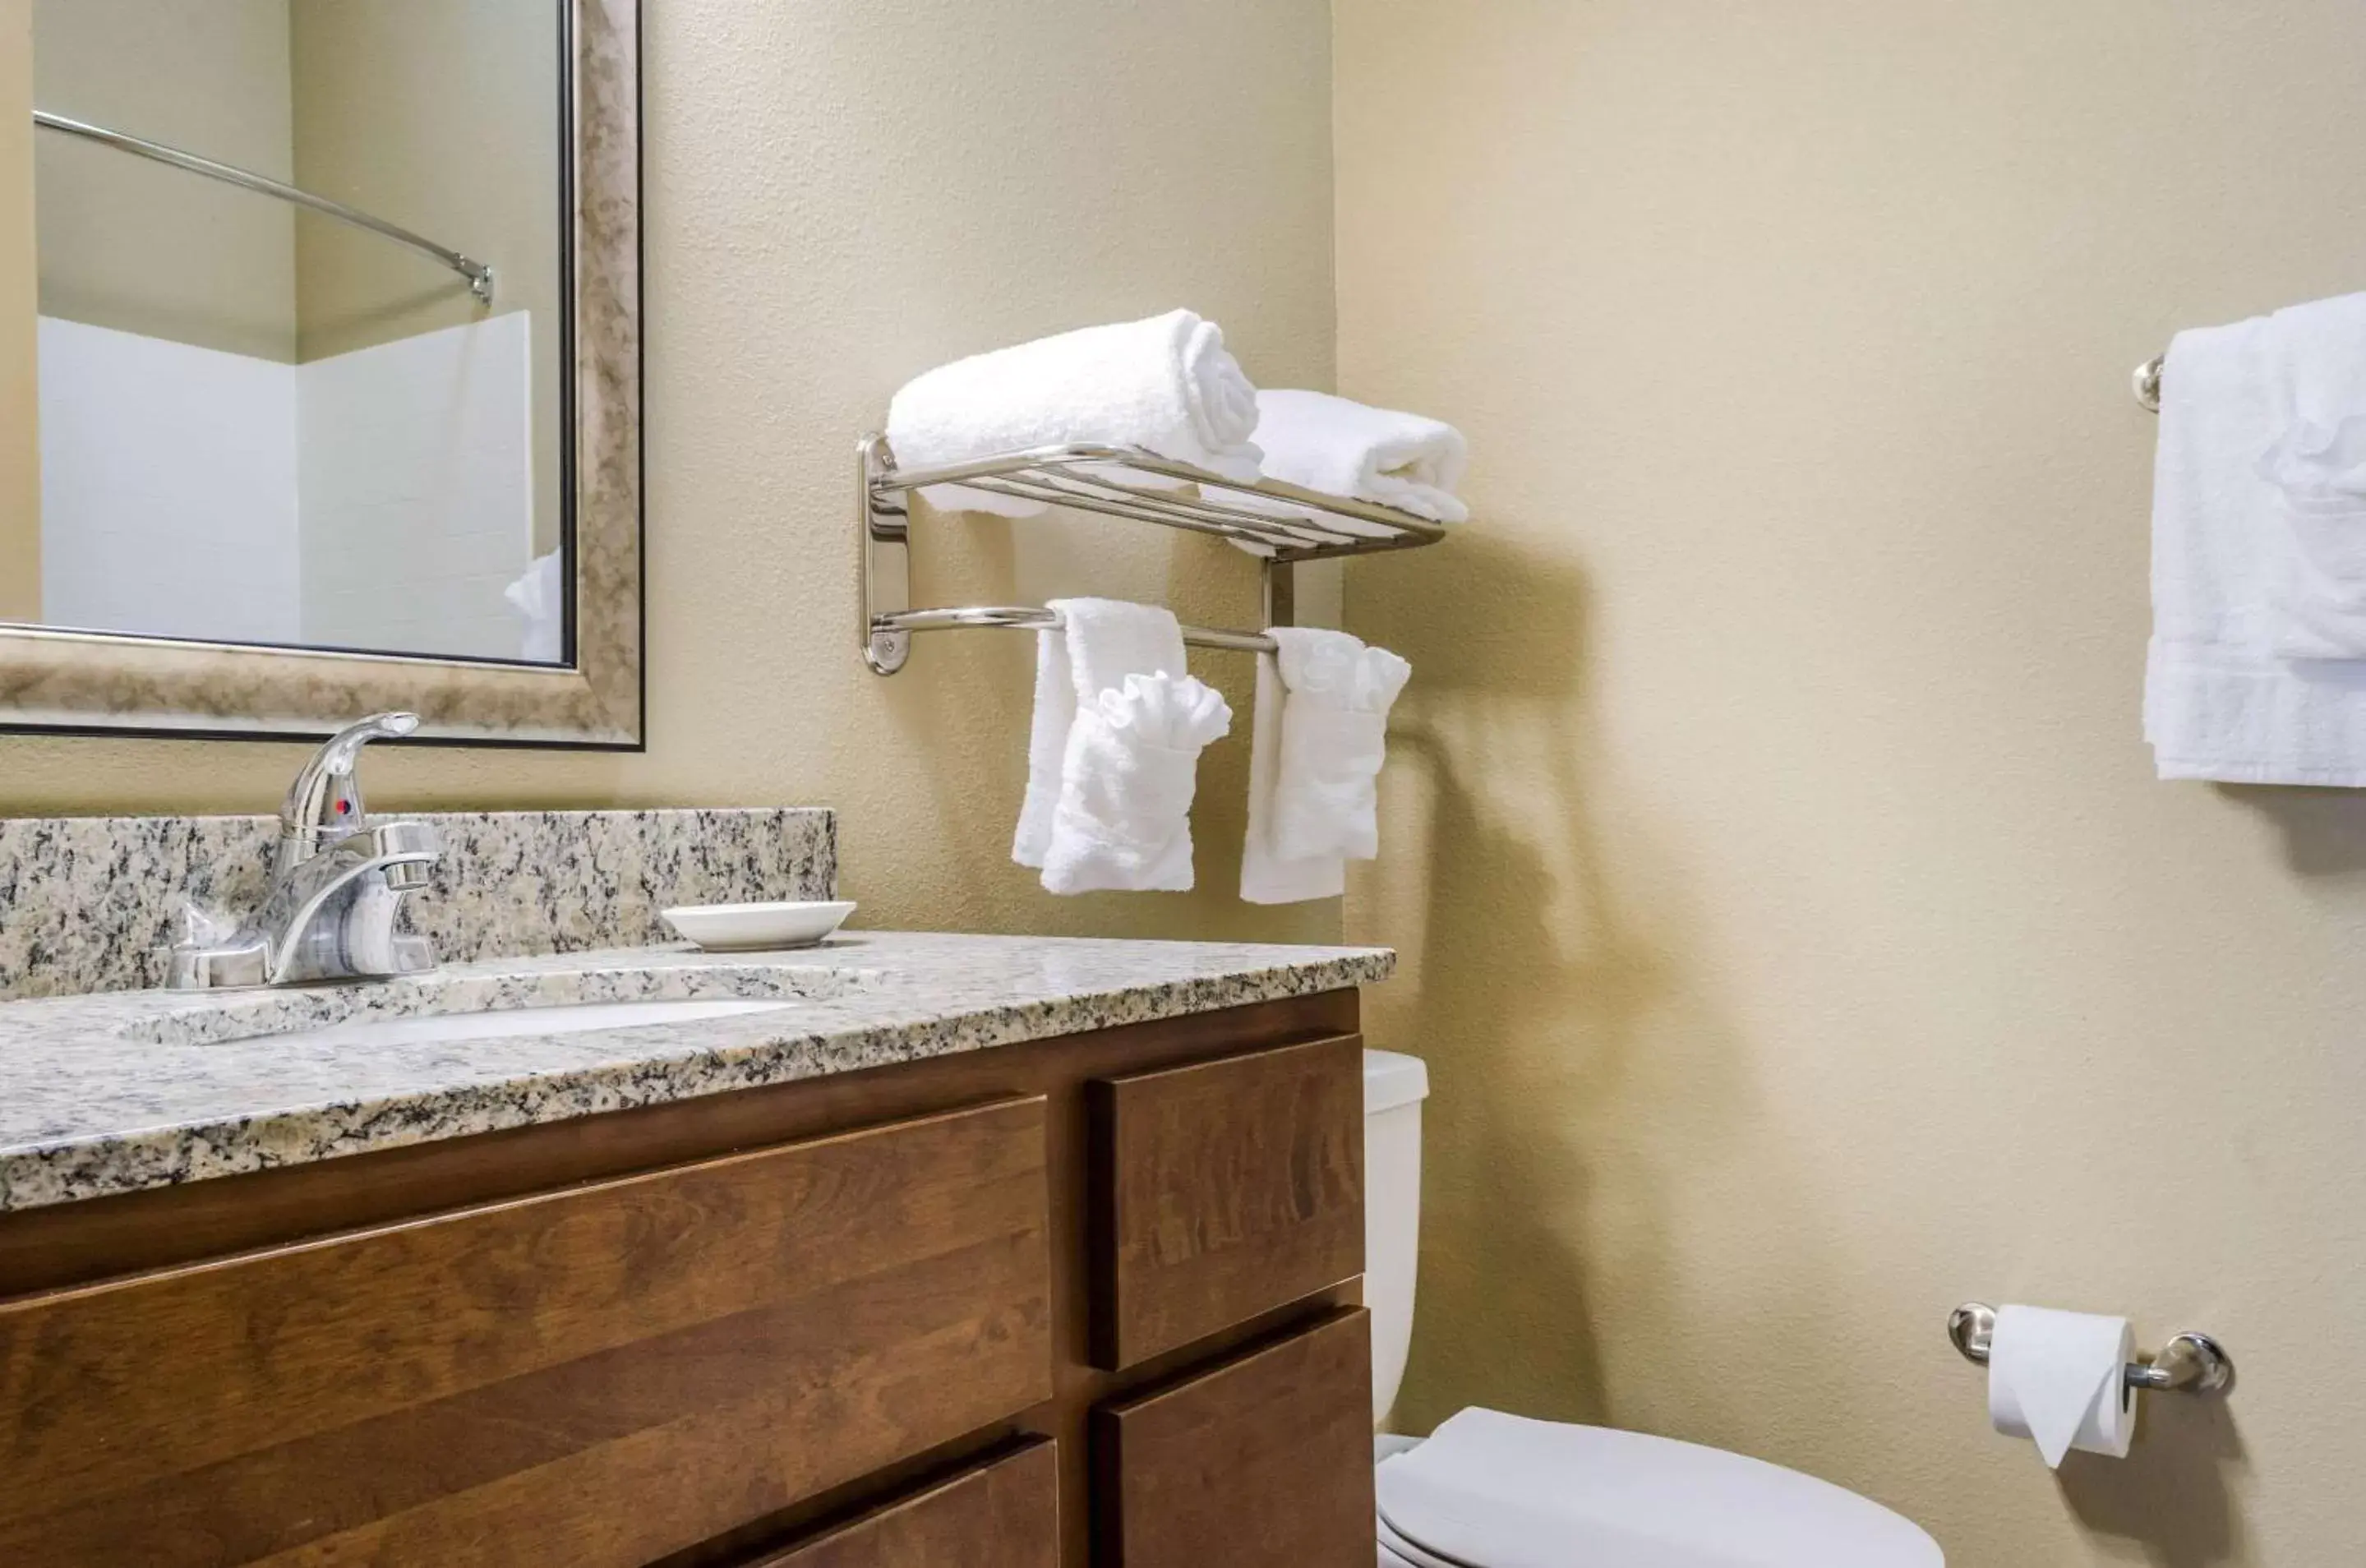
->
0, 0, 33, 620
1339, 0, 2366, 1561
0, 0, 1341, 949
289, 0, 560, 553
32, 0, 295, 361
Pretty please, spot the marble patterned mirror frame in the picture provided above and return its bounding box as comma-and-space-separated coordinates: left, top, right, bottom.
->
0, 0, 643, 749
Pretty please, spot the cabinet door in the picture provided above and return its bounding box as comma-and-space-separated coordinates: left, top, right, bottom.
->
1092, 1310, 1375, 1568
1087, 1034, 1363, 1368
744, 1440, 1058, 1568
0, 1099, 1054, 1568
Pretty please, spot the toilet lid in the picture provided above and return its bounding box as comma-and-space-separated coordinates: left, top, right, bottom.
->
1376, 1409, 1944, 1568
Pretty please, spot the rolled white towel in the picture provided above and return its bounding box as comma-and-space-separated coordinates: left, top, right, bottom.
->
886, 310, 1264, 517
1243, 389, 1469, 524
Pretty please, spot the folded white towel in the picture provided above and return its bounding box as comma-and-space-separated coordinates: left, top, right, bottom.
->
1241, 390, 1469, 526
886, 310, 1263, 517
2265, 297, 2366, 687
1043, 670, 1234, 895
1012, 598, 1230, 893
1241, 626, 1411, 904
2147, 291, 2366, 783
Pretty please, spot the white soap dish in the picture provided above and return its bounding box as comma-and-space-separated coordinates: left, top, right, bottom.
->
662, 900, 856, 952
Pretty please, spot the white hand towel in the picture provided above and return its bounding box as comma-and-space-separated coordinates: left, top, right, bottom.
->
2258, 293, 2366, 661
1014, 598, 1188, 869
1014, 598, 1229, 893
1239, 651, 1340, 903
886, 310, 1263, 517
2262, 415, 2366, 659
2147, 291, 2366, 784
1042, 671, 1234, 895
1238, 390, 1469, 528
1241, 627, 1411, 904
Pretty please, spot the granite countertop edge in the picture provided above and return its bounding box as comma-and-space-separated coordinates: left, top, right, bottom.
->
0, 931, 1395, 1215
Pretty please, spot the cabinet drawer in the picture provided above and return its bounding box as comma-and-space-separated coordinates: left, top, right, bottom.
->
1092, 1310, 1376, 1568
745, 1439, 1059, 1567
1087, 1034, 1363, 1368
0, 1097, 1054, 1568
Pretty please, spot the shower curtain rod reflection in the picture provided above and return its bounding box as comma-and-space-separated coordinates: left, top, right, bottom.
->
31, 110, 496, 305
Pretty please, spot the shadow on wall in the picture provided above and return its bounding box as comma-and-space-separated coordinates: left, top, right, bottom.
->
2220, 783, 2366, 879
1356, 528, 1776, 1440
1367, 526, 2254, 1564
2059, 1394, 2250, 1568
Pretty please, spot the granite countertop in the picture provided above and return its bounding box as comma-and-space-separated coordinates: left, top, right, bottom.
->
0, 930, 1392, 1214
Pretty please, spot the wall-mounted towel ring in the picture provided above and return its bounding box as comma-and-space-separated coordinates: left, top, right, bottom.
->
2134, 356, 2165, 413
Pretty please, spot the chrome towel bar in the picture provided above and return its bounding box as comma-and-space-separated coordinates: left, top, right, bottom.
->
2134, 355, 2165, 413
1947, 1303, 2233, 1395
886, 604, 1280, 656
33, 110, 495, 304
857, 433, 1448, 676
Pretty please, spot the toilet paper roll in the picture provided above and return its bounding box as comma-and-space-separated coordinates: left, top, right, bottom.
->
1987, 1305, 2138, 1468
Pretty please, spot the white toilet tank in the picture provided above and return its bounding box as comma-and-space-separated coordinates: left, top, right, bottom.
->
1363, 1049, 1429, 1430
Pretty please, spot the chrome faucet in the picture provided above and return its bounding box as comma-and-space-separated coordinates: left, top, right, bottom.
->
168, 713, 444, 989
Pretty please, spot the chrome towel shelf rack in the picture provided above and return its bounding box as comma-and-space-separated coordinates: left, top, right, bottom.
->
857, 433, 1449, 676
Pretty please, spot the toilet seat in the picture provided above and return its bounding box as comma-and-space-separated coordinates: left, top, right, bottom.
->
1375, 1409, 1944, 1567
1377, 1509, 1464, 1567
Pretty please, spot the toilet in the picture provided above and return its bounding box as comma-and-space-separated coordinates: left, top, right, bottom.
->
1363, 1050, 1944, 1567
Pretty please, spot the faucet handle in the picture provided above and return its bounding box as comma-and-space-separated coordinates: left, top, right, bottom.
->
281, 712, 420, 857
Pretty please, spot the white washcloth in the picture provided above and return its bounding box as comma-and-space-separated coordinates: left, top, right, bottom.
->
503, 550, 565, 663
2147, 292, 2366, 783
886, 310, 1263, 517
1012, 598, 1230, 893
1240, 626, 1411, 904
1240, 390, 1469, 527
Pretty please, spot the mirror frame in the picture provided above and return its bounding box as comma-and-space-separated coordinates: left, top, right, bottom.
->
0, 0, 643, 749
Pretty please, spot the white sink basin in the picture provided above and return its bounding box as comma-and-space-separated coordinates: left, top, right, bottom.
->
123, 961, 875, 1051
249, 998, 805, 1049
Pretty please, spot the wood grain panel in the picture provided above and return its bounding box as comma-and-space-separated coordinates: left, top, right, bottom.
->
1092, 1310, 1377, 1568
1088, 1035, 1363, 1367
0, 989, 1368, 1568
0, 1098, 1054, 1568
0, 992, 1359, 1301
746, 1440, 1058, 1568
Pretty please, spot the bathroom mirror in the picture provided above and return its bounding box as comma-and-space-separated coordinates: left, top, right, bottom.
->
0, 0, 641, 746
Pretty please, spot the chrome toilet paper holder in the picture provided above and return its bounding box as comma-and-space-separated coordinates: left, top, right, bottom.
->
1948, 1303, 2235, 1395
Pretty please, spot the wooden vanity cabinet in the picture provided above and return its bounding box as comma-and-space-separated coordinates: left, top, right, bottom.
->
0, 989, 1373, 1568
1095, 1311, 1377, 1568
741, 1439, 1063, 1568
1087, 1035, 1366, 1370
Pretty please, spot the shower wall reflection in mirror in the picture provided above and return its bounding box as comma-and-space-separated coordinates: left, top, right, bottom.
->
7, 0, 568, 666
